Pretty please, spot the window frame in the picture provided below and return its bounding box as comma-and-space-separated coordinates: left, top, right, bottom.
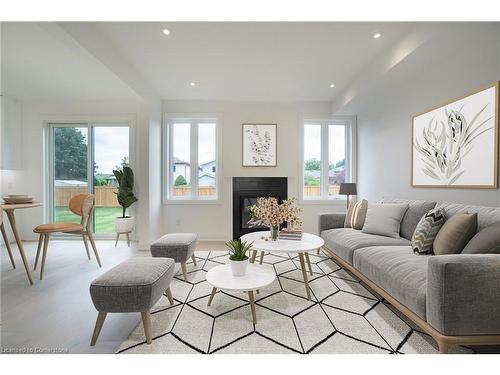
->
45, 118, 134, 239
300, 116, 356, 203
163, 115, 221, 204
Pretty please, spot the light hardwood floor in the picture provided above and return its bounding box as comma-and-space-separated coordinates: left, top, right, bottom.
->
1, 239, 224, 354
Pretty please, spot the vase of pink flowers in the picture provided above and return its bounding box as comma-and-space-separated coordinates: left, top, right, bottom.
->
248, 197, 302, 241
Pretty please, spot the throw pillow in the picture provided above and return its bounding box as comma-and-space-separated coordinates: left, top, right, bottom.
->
361, 203, 409, 238
411, 208, 447, 255
344, 199, 368, 230
461, 221, 500, 254
433, 213, 478, 255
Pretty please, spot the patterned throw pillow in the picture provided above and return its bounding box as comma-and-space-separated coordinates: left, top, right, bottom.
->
411, 208, 447, 255
344, 199, 368, 230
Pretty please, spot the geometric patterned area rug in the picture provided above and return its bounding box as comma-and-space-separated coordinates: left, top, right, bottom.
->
117, 250, 474, 354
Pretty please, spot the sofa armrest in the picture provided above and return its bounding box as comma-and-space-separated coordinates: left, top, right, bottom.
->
318, 212, 346, 234
427, 254, 500, 336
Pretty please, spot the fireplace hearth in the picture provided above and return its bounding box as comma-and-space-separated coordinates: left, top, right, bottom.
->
232, 177, 288, 239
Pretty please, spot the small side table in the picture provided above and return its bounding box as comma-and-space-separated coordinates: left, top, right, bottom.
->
205, 264, 275, 324
1, 202, 42, 285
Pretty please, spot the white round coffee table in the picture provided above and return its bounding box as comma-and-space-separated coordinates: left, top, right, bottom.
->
240, 231, 325, 300
206, 263, 276, 324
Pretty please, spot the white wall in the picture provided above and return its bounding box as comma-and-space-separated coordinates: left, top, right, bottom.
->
354, 30, 500, 206
5, 99, 152, 248
160, 100, 347, 240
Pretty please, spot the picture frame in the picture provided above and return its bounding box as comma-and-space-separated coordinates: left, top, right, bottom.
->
242, 123, 277, 167
411, 82, 499, 188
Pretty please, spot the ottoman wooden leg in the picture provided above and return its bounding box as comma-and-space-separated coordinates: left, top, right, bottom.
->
90, 312, 107, 346
165, 287, 174, 305
259, 251, 265, 264
181, 261, 188, 281
191, 255, 197, 266
141, 311, 152, 344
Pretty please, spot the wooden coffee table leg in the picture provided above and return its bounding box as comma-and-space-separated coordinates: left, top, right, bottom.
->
248, 290, 257, 324
207, 287, 217, 306
6, 210, 34, 285
298, 253, 311, 300
304, 252, 313, 276
259, 251, 265, 264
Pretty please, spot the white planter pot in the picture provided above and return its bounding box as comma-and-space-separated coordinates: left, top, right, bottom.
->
115, 216, 134, 234
230, 259, 248, 277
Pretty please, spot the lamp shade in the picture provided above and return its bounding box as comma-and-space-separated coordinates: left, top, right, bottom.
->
338, 183, 357, 196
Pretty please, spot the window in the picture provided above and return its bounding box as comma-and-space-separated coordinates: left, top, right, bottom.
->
49, 123, 130, 234
165, 118, 219, 201
302, 118, 353, 200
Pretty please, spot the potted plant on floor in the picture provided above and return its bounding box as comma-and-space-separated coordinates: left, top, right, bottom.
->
113, 166, 138, 242
226, 239, 253, 276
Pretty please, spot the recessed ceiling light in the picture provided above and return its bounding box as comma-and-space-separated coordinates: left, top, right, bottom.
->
373, 32, 382, 39
190, 82, 196, 87
329, 83, 335, 88
162, 28, 171, 36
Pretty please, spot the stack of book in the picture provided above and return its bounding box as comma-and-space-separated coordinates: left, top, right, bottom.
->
279, 228, 303, 240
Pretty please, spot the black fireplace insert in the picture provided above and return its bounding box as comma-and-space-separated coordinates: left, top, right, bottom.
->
232, 177, 288, 239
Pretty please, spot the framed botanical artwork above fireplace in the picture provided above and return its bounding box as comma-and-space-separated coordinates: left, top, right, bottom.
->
412, 82, 499, 188
242, 123, 277, 167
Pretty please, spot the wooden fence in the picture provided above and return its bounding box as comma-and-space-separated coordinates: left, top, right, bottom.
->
56, 185, 339, 205
303, 186, 340, 197
55, 186, 119, 207
172, 186, 216, 197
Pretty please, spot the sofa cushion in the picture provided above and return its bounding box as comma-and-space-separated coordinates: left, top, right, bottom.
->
462, 221, 500, 254
411, 208, 447, 255
321, 228, 410, 264
381, 198, 437, 240
433, 213, 477, 255
435, 202, 500, 231
344, 199, 368, 229
362, 203, 409, 238
353, 246, 429, 319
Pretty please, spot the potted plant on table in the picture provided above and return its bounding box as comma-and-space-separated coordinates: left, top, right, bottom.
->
226, 239, 254, 276
113, 166, 138, 241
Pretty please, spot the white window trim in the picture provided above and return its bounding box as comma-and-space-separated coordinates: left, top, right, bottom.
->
162, 114, 222, 204
299, 116, 357, 204
45, 117, 136, 239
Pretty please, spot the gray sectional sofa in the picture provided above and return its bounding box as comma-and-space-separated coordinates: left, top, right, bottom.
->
319, 198, 500, 353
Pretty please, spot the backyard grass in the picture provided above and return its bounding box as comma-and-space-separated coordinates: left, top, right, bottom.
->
55, 206, 126, 234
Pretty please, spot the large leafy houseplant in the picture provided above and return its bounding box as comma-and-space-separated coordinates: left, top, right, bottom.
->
113, 166, 138, 218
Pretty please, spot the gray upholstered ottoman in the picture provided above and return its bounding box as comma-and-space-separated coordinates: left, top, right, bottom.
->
89, 257, 175, 345
150, 233, 198, 281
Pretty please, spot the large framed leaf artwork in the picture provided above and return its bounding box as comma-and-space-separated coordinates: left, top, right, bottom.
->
242, 123, 277, 167
412, 82, 499, 188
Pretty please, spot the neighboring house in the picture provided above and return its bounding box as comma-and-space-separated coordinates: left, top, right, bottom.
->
172, 158, 216, 186
173, 157, 191, 183
199, 160, 216, 174
303, 166, 345, 185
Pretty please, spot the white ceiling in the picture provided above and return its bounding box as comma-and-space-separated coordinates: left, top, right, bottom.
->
94, 22, 412, 101
1, 23, 139, 100
1, 22, 414, 102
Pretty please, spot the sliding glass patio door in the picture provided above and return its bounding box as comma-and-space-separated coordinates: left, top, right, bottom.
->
49, 123, 130, 235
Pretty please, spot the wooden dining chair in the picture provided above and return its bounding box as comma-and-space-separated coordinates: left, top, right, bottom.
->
1, 206, 17, 269
33, 194, 101, 280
